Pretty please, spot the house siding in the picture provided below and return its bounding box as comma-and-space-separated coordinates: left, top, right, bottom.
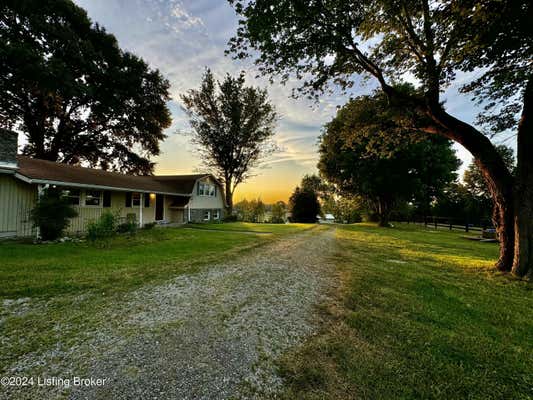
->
0, 171, 225, 238
186, 177, 225, 223
0, 174, 37, 237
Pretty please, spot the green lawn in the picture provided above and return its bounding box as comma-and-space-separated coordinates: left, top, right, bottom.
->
279, 223, 533, 400
188, 221, 316, 235
0, 223, 314, 300
0, 223, 312, 371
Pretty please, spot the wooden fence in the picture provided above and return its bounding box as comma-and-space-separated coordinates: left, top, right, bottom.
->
400, 216, 492, 233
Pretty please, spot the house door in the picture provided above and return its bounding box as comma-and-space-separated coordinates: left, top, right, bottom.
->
155, 194, 164, 221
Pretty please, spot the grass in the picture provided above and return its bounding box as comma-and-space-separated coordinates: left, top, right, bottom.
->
0, 223, 312, 299
279, 223, 533, 400
0, 223, 312, 371
188, 221, 316, 235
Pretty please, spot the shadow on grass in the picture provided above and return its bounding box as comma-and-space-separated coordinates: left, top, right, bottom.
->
279, 223, 532, 400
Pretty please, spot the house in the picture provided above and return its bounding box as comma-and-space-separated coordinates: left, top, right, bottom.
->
0, 130, 225, 238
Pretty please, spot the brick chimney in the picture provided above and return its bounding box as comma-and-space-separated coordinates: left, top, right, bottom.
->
0, 128, 18, 169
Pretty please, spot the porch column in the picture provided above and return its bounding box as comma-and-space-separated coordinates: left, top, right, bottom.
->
139, 193, 143, 227
36, 184, 44, 240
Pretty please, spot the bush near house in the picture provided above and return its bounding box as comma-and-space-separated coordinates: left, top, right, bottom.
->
86, 211, 118, 242
30, 187, 78, 241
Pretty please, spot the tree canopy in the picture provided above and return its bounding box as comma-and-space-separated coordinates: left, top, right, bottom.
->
0, 0, 171, 174
319, 89, 459, 226
463, 145, 515, 201
289, 187, 320, 223
228, 0, 533, 277
181, 69, 277, 212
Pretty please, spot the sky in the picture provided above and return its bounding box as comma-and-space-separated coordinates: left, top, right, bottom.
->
72, 0, 512, 203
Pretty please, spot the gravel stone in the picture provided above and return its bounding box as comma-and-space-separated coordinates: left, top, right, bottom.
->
2, 227, 336, 400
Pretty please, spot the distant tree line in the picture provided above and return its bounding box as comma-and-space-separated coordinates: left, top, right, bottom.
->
233, 199, 287, 223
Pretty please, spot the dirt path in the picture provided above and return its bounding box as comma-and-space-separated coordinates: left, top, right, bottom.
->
3, 226, 337, 400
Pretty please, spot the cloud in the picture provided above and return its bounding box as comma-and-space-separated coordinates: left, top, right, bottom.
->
74, 0, 346, 177
73, 0, 497, 200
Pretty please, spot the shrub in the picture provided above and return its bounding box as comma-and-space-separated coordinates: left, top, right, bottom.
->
116, 221, 137, 235
289, 187, 320, 223
31, 187, 78, 241
87, 211, 117, 241
223, 214, 238, 222
143, 222, 156, 230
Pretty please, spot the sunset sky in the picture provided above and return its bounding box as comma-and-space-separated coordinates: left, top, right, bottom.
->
72, 0, 514, 203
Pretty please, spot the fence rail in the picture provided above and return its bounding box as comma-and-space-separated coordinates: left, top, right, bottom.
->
399, 216, 492, 233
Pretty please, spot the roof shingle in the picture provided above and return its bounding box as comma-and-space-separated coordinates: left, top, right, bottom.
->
15, 156, 209, 195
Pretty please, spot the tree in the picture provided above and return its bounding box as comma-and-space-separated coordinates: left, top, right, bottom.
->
271, 201, 287, 223
0, 0, 171, 174
181, 69, 277, 214
432, 182, 492, 227
289, 187, 320, 223
319, 90, 459, 227
250, 198, 266, 222
234, 198, 267, 222
31, 187, 78, 240
228, 0, 532, 277
463, 145, 515, 201
325, 196, 363, 224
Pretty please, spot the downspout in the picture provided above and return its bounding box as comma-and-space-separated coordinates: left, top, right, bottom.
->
188, 204, 191, 223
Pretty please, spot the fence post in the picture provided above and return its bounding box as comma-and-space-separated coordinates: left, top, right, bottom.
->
449, 220, 452, 230
434, 217, 437, 230
465, 219, 469, 233
424, 215, 427, 228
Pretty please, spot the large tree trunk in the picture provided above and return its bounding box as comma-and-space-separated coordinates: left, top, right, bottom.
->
224, 177, 234, 215
377, 197, 392, 227
425, 105, 515, 271
382, 83, 516, 271
512, 77, 533, 279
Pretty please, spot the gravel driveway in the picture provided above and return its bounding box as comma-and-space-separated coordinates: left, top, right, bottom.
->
3, 226, 337, 400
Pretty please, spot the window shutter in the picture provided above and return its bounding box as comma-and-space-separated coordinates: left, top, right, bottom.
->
103, 191, 111, 208
144, 193, 150, 208
125, 192, 132, 207
197, 182, 200, 195
214, 185, 217, 197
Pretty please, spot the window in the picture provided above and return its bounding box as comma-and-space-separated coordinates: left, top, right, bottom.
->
213, 210, 220, 220
63, 188, 80, 205
198, 182, 216, 197
85, 190, 102, 206
131, 192, 141, 207
203, 210, 210, 221
103, 191, 111, 208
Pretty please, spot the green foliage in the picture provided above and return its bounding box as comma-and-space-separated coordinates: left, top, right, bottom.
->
181, 69, 277, 210
463, 145, 515, 200
289, 188, 320, 223
86, 212, 117, 242
222, 214, 238, 222
142, 222, 156, 230
234, 198, 267, 222
0, 0, 171, 173
319, 89, 459, 225
30, 187, 78, 241
116, 221, 138, 235
323, 196, 363, 224
270, 201, 287, 224
228, 0, 531, 131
